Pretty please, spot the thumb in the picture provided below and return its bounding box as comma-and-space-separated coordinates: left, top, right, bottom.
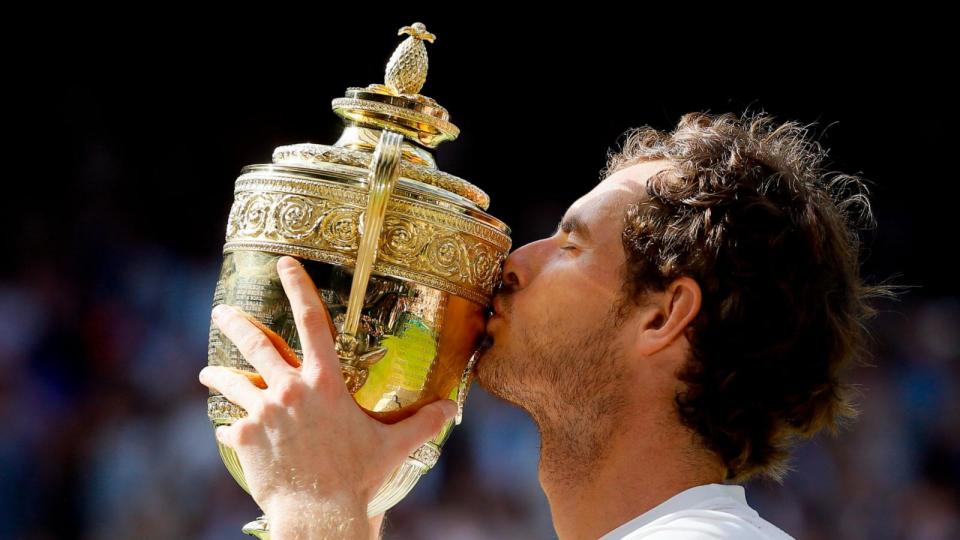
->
390, 399, 458, 458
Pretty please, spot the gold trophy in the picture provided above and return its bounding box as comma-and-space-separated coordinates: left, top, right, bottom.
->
205, 22, 512, 538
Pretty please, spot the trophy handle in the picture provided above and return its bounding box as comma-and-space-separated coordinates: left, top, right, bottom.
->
454, 348, 482, 425
335, 129, 404, 393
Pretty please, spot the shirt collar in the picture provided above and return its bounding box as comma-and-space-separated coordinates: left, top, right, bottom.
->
597, 483, 750, 540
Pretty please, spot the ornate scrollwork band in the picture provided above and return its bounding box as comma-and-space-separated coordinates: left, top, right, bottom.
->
223, 173, 510, 305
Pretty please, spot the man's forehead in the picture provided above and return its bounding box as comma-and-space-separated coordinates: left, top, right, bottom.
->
569, 160, 674, 216
604, 159, 675, 186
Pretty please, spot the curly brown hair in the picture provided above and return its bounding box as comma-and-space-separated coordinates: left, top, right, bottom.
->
602, 110, 900, 482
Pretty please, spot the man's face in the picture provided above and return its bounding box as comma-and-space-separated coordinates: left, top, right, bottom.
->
475, 160, 675, 425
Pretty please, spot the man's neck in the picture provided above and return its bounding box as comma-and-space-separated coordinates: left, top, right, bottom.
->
537, 411, 725, 540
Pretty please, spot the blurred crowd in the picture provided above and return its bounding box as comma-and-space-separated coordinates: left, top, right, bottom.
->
1, 240, 957, 539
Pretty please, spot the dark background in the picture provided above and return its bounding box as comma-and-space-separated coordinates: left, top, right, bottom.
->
3, 12, 957, 539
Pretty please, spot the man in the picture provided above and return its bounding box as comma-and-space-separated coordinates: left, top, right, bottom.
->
199, 110, 895, 538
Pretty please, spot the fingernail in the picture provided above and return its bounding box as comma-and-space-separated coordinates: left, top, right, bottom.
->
278, 256, 300, 271
212, 304, 229, 320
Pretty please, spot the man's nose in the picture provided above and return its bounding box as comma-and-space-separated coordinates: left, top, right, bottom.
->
500, 254, 520, 291
499, 238, 546, 292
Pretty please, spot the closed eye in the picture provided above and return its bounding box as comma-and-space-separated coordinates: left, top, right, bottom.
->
561, 245, 577, 251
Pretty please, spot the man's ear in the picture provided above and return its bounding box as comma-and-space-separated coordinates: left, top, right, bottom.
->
633, 277, 701, 357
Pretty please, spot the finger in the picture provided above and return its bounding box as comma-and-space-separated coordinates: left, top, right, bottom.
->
213, 304, 297, 386
276, 256, 340, 382
233, 308, 301, 370
387, 399, 458, 459
215, 424, 235, 447
199, 365, 264, 415
215, 418, 255, 449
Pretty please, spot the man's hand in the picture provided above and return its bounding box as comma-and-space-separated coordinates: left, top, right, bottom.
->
199, 255, 457, 539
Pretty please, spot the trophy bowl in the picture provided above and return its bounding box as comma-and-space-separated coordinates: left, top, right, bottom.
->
204, 23, 511, 538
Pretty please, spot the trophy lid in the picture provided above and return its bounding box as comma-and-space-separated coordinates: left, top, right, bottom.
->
272, 22, 491, 211
332, 22, 459, 149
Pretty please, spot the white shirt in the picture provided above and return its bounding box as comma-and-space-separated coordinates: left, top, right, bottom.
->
597, 483, 794, 539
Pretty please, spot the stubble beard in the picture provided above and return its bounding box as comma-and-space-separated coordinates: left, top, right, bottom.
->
475, 304, 630, 486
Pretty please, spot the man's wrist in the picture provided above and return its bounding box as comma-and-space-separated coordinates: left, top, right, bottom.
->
267, 492, 370, 540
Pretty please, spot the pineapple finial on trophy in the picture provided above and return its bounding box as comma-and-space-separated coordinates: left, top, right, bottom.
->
385, 22, 436, 96
332, 21, 459, 149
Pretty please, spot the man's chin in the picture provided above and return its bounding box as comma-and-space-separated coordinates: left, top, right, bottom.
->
473, 342, 524, 405
473, 342, 501, 390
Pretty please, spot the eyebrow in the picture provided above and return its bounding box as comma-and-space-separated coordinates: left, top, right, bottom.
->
558, 212, 592, 242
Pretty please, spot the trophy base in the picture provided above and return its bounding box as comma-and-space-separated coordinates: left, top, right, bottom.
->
242, 515, 269, 539
367, 453, 432, 515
